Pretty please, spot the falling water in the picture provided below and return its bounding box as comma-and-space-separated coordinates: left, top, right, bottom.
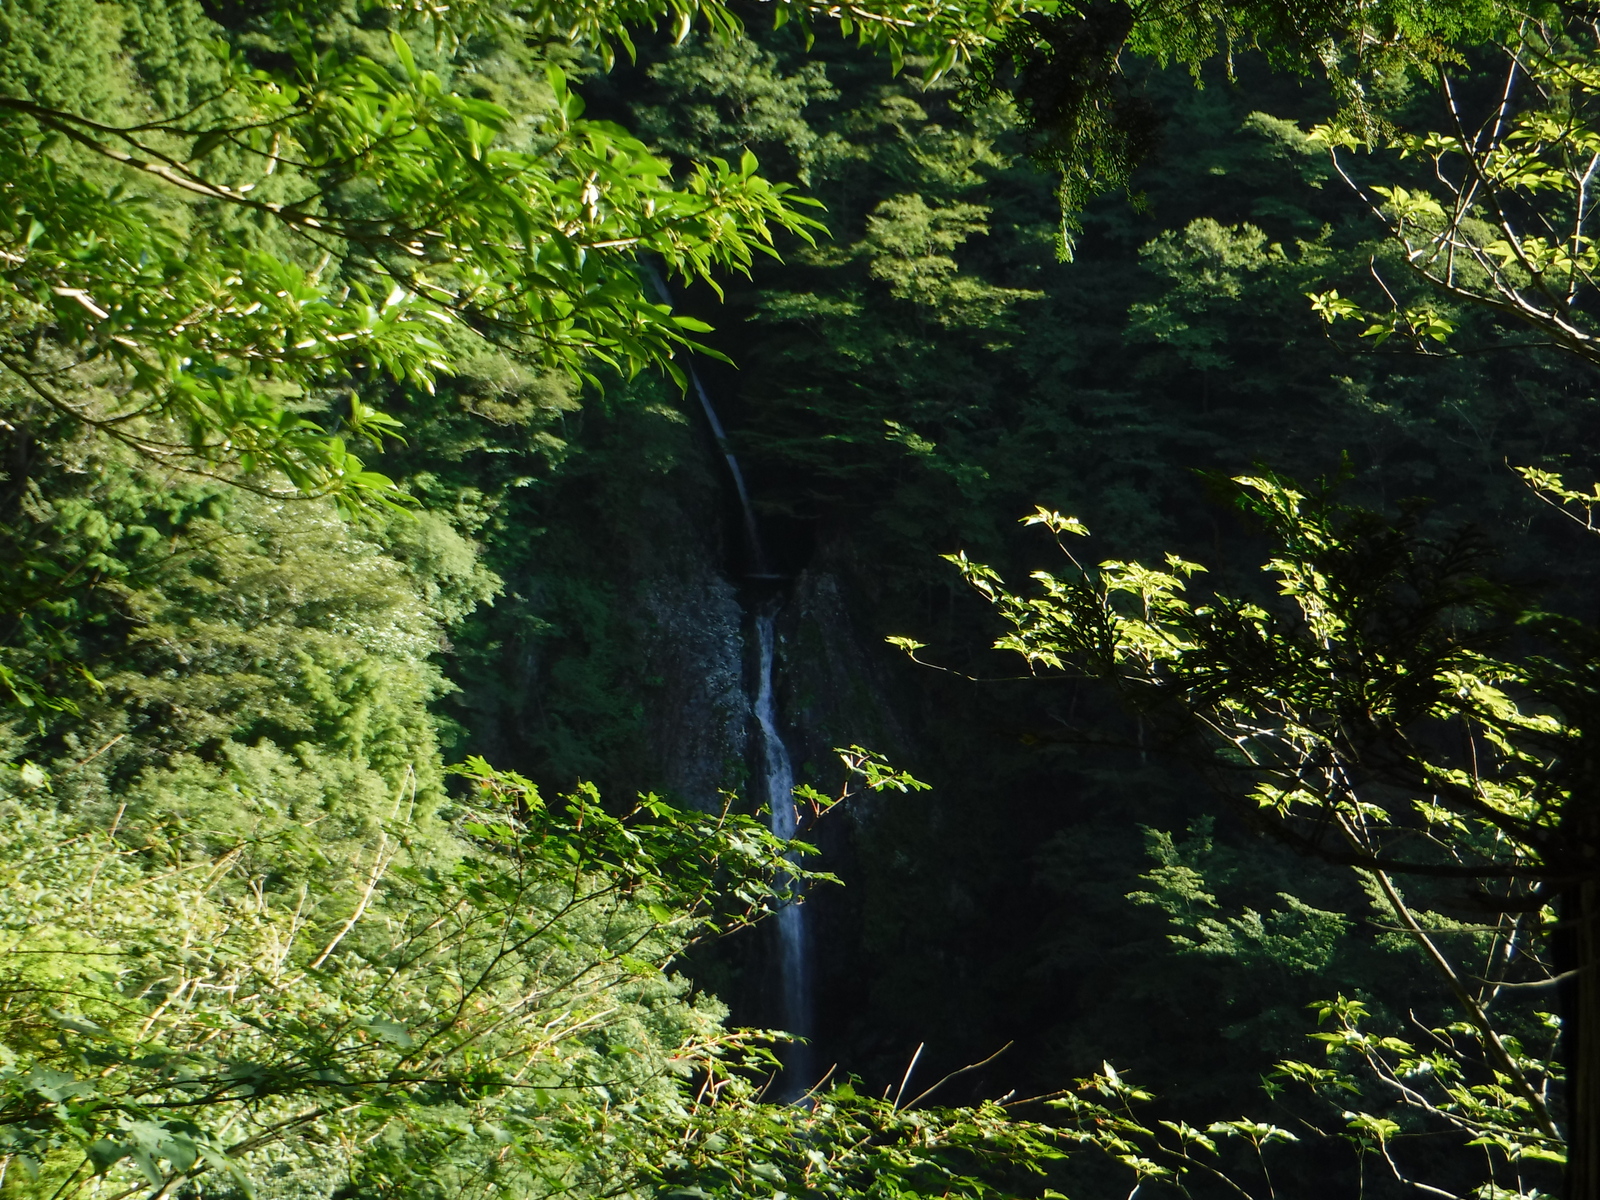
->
753, 607, 814, 1095
642, 264, 766, 573
644, 260, 813, 1096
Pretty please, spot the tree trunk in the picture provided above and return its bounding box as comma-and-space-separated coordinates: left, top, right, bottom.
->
1571, 879, 1600, 1200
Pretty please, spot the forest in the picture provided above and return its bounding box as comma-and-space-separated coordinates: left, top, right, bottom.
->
2, 0, 1598, 1196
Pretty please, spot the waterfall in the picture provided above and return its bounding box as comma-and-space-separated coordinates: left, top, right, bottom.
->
644, 262, 814, 1096
753, 606, 814, 1095
642, 265, 767, 573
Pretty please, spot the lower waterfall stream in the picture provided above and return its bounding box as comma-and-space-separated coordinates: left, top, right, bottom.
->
753, 605, 815, 1097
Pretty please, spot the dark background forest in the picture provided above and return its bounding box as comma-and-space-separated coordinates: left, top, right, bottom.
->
433, 19, 1595, 1111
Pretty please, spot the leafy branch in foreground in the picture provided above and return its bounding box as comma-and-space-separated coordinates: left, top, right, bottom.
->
0, 757, 812, 1200
1, 20, 821, 507
365, 0, 1038, 78
896, 473, 1590, 1196
1305, 18, 1600, 365
0, 743, 995, 1200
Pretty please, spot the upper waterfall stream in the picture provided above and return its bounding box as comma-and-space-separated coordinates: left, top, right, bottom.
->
644, 266, 768, 574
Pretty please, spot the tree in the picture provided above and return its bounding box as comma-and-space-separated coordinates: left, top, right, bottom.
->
906, 474, 1595, 1195
3, 745, 1075, 1200
1306, 18, 1600, 366
964, 0, 1514, 235
0, 0, 832, 509
0, 0, 1529, 517
868, 28, 1600, 1182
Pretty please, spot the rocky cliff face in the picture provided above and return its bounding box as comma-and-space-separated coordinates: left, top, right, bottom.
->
637, 562, 750, 812
453, 388, 920, 1083
449, 396, 752, 806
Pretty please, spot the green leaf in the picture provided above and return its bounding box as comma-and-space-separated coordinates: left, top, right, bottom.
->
361, 1019, 414, 1049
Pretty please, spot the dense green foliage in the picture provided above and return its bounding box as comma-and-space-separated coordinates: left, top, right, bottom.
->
11, 0, 1600, 1197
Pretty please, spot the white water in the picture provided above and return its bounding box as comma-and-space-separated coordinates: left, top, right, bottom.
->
753, 609, 813, 1094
